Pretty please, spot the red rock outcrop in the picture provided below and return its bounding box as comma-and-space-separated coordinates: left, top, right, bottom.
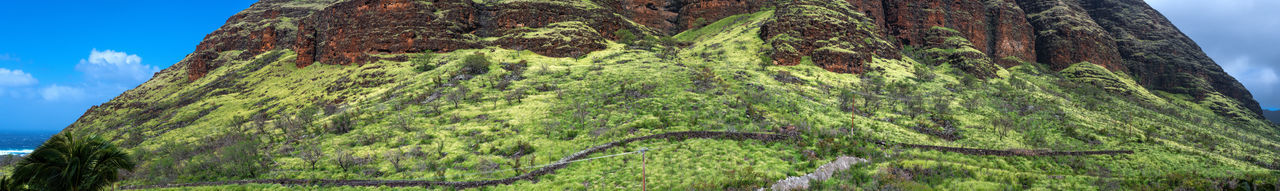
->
186, 0, 762, 80
493, 2, 620, 34
605, 0, 763, 34
762, 0, 901, 73
676, 0, 762, 30
182, 0, 314, 81
840, 0, 1035, 68
174, 0, 1265, 119
616, 0, 681, 33
493, 22, 609, 58
984, 0, 1037, 67
187, 52, 218, 80
290, 0, 657, 68
294, 0, 481, 68
844, 0, 886, 27
487, 1, 645, 52
880, 0, 989, 51
1015, 0, 1126, 72
765, 0, 1030, 76
921, 27, 1000, 79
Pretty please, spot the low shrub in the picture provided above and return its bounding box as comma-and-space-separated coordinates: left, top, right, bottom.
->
461, 53, 491, 75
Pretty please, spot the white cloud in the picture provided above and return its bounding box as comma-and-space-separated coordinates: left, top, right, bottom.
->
40, 84, 85, 101
0, 68, 37, 86
75, 49, 159, 82
1149, 0, 1280, 108
1221, 56, 1280, 106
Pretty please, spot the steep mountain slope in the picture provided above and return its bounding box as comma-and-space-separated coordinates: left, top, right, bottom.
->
59, 0, 1280, 190
1266, 110, 1280, 124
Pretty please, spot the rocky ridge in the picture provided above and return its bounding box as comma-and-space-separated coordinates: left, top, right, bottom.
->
170, 0, 1265, 122
1079, 0, 1262, 115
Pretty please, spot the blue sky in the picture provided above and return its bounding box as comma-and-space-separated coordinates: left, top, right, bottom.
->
0, 0, 1276, 133
0, 1, 257, 133
1147, 0, 1280, 112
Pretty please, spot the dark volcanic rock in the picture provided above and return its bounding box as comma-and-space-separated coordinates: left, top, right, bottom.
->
765, 0, 1024, 77
200, 0, 655, 78
880, 0, 989, 52
493, 22, 609, 58
605, 0, 763, 35
1015, 0, 1126, 72
614, 0, 680, 33
762, 0, 901, 74
187, 52, 219, 80
294, 0, 482, 68
676, 0, 764, 30
182, 0, 329, 80
844, 0, 887, 28
832, 0, 1035, 72
293, 0, 658, 69
1080, 0, 1263, 116
170, 0, 1265, 119
983, 0, 1037, 67
920, 27, 1000, 79
488, 0, 652, 55
492, 1, 630, 38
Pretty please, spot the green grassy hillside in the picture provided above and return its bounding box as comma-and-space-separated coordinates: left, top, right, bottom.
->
51, 7, 1280, 190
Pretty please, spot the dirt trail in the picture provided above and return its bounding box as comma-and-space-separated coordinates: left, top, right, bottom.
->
897, 144, 1133, 156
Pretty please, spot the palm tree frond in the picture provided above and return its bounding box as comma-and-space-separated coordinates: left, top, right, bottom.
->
8, 132, 134, 191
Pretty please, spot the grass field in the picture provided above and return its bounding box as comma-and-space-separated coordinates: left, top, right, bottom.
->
45, 7, 1280, 190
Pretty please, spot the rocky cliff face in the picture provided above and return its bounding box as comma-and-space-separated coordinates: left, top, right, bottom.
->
188, 0, 766, 79
173, 0, 1264, 117
183, 0, 330, 80
1078, 0, 1262, 115
609, 0, 764, 34
294, 0, 481, 68
761, 0, 900, 73
1016, 0, 1126, 72
760, 0, 1261, 117
762, 0, 1038, 75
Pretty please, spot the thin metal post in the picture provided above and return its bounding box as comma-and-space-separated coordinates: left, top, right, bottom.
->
641, 148, 648, 191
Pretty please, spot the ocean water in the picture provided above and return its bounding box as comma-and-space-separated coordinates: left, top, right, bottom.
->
0, 132, 56, 156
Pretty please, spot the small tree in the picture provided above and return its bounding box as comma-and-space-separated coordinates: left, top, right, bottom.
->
329, 112, 355, 135
8, 132, 136, 191
297, 106, 321, 135
394, 114, 412, 132
332, 150, 367, 173
449, 84, 470, 108
461, 53, 491, 75
613, 29, 637, 45
385, 149, 405, 173
299, 144, 323, 170
505, 87, 527, 105
413, 52, 437, 73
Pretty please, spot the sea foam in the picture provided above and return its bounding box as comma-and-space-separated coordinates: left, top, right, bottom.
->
0, 149, 34, 156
